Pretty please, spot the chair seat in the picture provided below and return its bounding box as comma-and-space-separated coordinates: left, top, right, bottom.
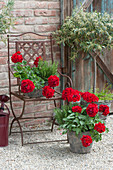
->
11, 91, 62, 102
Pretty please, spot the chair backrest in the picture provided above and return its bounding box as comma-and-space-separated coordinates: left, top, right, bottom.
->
8, 32, 54, 66
7, 32, 54, 92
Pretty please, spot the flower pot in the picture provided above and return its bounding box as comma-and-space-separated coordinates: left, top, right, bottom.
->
24, 82, 48, 98
67, 131, 93, 154
24, 88, 43, 98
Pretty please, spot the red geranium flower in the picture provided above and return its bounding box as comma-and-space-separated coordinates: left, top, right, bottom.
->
81, 135, 92, 147
94, 122, 106, 133
42, 86, 55, 98
11, 51, 23, 63
99, 104, 110, 116
86, 103, 98, 117
48, 75, 59, 87
81, 92, 99, 103
34, 56, 42, 67
72, 106, 82, 113
21, 79, 35, 93
62, 88, 80, 102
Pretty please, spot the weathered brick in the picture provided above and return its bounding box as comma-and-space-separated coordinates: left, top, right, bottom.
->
0, 42, 5, 49
34, 25, 57, 32
48, 2, 60, 9
0, 65, 8, 72
0, 51, 8, 57
24, 1, 48, 9
25, 17, 48, 25
34, 9, 57, 17
14, 1, 24, 9
15, 18, 25, 25
12, 10, 33, 17
0, 72, 8, 80
49, 17, 60, 24
10, 25, 34, 33
0, 57, 8, 65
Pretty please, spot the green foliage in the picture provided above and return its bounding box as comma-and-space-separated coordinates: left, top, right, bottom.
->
54, 102, 108, 142
37, 60, 58, 81
0, 0, 16, 41
89, 84, 113, 101
54, 8, 113, 59
13, 59, 58, 90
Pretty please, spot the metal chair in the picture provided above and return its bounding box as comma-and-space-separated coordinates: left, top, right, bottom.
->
7, 32, 72, 145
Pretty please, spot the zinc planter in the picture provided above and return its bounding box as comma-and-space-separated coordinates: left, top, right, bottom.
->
67, 131, 93, 154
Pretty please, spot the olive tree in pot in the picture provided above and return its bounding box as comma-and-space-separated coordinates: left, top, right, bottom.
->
54, 8, 113, 60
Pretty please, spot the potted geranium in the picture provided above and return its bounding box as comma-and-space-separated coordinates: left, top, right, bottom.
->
11, 51, 59, 98
54, 88, 109, 154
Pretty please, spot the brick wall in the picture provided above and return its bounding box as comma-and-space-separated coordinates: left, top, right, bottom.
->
0, 0, 61, 125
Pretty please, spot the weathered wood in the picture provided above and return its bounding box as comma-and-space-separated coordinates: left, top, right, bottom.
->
89, 51, 113, 85
81, 0, 94, 11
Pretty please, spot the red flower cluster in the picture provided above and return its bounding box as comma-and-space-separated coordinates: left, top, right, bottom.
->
21, 79, 35, 93
11, 51, 23, 63
81, 135, 92, 147
34, 56, 42, 67
94, 122, 106, 133
72, 106, 82, 113
42, 86, 55, 98
62, 88, 80, 102
86, 103, 98, 117
99, 104, 110, 116
48, 75, 59, 87
81, 92, 99, 103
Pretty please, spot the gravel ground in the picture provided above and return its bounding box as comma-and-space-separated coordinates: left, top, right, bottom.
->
0, 116, 113, 170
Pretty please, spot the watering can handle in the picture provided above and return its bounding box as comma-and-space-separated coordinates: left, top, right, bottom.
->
4, 104, 10, 115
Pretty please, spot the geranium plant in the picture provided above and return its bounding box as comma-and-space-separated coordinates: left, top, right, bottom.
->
11, 51, 59, 98
55, 88, 109, 147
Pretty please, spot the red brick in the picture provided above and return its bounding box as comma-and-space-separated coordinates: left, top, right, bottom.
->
0, 57, 8, 64
10, 25, 34, 33
24, 1, 48, 9
0, 65, 8, 72
0, 51, 7, 57
0, 79, 16, 88
35, 25, 57, 33
47, 102, 60, 110
25, 17, 48, 25
34, 110, 53, 117
14, 1, 24, 9
0, 72, 8, 80
48, 2, 60, 9
15, 18, 24, 25
49, 17, 60, 24
12, 10, 33, 17
0, 42, 5, 49
34, 9, 57, 17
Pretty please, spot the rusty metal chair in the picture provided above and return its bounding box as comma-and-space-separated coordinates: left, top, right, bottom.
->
7, 32, 72, 145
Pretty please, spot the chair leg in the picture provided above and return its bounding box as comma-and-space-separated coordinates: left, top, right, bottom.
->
51, 118, 55, 132
10, 98, 25, 146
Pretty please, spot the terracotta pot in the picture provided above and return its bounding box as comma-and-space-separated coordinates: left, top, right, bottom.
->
67, 131, 93, 154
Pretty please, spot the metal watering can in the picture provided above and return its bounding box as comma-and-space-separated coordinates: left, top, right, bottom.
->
0, 95, 10, 147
